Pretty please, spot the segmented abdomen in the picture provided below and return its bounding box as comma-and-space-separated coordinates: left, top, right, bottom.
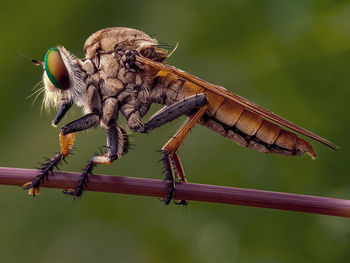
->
151, 74, 316, 158
201, 97, 316, 158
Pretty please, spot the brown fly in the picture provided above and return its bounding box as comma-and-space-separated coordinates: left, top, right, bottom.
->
23, 27, 338, 204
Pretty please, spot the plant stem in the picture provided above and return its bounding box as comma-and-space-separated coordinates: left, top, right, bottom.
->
1, 166, 350, 218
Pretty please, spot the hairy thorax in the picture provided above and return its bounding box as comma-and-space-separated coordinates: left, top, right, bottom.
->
77, 27, 167, 130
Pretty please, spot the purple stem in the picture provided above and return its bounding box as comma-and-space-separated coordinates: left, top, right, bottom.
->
1, 166, 350, 218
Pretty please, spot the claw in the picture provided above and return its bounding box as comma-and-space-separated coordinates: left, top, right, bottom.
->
63, 188, 83, 198
22, 182, 33, 189
158, 197, 167, 203
62, 189, 76, 196
159, 197, 172, 205
29, 187, 40, 196
22, 182, 40, 196
174, 199, 188, 206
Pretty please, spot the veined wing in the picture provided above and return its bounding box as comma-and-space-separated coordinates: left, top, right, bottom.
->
136, 55, 339, 151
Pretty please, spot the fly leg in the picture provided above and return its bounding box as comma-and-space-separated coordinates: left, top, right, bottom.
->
22, 133, 76, 196
136, 94, 208, 204
52, 101, 73, 127
161, 152, 186, 204
24, 85, 102, 196
161, 105, 208, 204
167, 152, 187, 203
139, 94, 208, 133
23, 113, 100, 196
63, 123, 128, 198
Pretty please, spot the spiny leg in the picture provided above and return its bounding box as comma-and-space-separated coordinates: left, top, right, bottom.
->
64, 123, 128, 198
161, 152, 187, 205
128, 94, 207, 204
23, 132, 76, 196
161, 151, 175, 204
63, 159, 96, 198
23, 112, 100, 195
135, 94, 208, 204
162, 152, 187, 204
161, 105, 208, 204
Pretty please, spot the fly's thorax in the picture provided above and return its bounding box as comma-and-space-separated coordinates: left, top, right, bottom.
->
84, 27, 159, 60
80, 28, 171, 105
43, 46, 87, 110
77, 27, 171, 126
94, 50, 157, 102
83, 27, 167, 76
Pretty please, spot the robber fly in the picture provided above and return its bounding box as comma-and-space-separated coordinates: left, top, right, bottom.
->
23, 27, 338, 204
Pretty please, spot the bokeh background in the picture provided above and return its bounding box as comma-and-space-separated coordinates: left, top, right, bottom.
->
1, 0, 350, 262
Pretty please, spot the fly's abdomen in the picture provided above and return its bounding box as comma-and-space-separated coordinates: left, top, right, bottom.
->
152, 74, 316, 158
202, 98, 316, 158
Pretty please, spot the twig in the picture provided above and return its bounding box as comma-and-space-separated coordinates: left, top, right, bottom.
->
0, 166, 350, 218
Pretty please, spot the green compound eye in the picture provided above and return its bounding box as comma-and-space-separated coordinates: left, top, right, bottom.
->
44, 47, 70, 90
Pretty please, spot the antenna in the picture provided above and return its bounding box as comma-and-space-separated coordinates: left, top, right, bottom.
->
17, 54, 44, 67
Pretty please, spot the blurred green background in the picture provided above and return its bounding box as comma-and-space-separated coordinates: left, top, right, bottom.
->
1, 0, 350, 262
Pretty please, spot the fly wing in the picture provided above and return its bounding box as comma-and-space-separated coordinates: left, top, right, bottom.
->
136, 55, 339, 151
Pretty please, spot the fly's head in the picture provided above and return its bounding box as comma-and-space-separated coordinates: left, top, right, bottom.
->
42, 46, 86, 110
